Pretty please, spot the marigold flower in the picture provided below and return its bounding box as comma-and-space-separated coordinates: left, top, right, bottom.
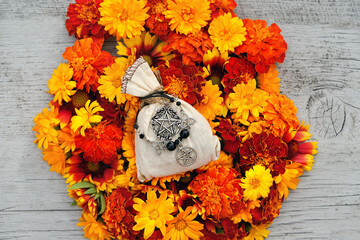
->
164, 206, 204, 240
235, 19, 287, 74
263, 93, 299, 138
63, 38, 114, 92
198, 151, 233, 172
209, 0, 237, 19
102, 188, 139, 239
33, 105, 60, 149
274, 163, 303, 199
78, 212, 112, 240
208, 13, 247, 53
202, 47, 229, 85
145, 0, 171, 39
42, 144, 67, 175
71, 100, 104, 136
150, 172, 190, 189
189, 166, 243, 220
47, 63, 76, 105
99, 0, 149, 40
240, 165, 273, 201
232, 200, 260, 223
244, 224, 270, 240
164, 0, 211, 35
58, 125, 76, 152
116, 31, 174, 67
215, 118, 243, 154
227, 79, 269, 125
133, 190, 175, 239
65, 0, 110, 39
75, 122, 123, 164
163, 30, 214, 65
222, 57, 256, 94
257, 64, 281, 94
69, 188, 98, 216
195, 81, 223, 121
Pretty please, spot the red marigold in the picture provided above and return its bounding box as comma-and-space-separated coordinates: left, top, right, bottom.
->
235, 19, 287, 74
65, 0, 110, 39
158, 59, 205, 105
96, 96, 127, 128
209, 0, 237, 20
63, 38, 114, 92
75, 122, 123, 164
145, 0, 171, 40
222, 57, 256, 94
162, 30, 214, 65
215, 118, 243, 154
188, 166, 243, 220
102, 188, 139, 240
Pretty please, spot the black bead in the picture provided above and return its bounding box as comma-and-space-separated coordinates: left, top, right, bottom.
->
176, 101, 181, 106
175, 139, 180, 145
170, 98, 175, 102
133, 124, 138, 129
178, 136, 182, 141
166, 141, 176, 151
139, 134, 144, 139
180, 129, 189, 139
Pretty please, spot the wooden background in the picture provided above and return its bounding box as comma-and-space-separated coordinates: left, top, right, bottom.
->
0, 0, 359, 239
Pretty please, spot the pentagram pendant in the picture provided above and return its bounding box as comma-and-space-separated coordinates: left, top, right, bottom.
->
176, 147, 197, 167
151, 106, 182, 141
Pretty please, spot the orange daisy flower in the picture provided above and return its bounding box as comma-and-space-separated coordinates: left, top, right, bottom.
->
63, 38, 114, 92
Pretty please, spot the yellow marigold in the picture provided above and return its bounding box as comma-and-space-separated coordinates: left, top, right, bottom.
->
227, 79, 269, 125
263, 93, 299, 137
244, 224, 270, 240
274, 163, 303, 199
70, 100, 104, 136
98, 57, 136, 104
99, 0, 149, 40
208, 13, 247, 53
57, 125, 76, 152
42, 144, 66, 175
77, 212, 111, 240
133, 190, 175, 239
33, 104, 60, 149
164, 0, 211, 35
47, 63, 76, 105
164, 206, 204, 240
196, 80, 223, 121
257, 64, 281, 94
240, 164, 273, 201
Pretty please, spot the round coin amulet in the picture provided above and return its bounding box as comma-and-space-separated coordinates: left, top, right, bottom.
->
180, 129, 189, 139
166, 141, 176, 151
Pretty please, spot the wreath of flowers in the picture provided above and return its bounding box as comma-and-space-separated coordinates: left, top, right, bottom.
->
33, 0, 318, 239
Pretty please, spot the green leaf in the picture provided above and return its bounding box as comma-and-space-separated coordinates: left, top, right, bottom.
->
94, 194, 100, 200
84, 188, 97, 195
98, 193, 106, 215
71, 200, 77, 206
215, 227, 224, 234
69, 181, 95, 190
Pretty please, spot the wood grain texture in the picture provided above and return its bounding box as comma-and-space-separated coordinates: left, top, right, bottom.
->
0, 0, 359, 239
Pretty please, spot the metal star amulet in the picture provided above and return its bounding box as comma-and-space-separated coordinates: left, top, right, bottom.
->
151, 106, 182, 141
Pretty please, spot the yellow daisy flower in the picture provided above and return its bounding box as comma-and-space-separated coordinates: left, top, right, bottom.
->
227, 78, 269, 125
240, 164, 273, 201
257, 64, 281, 94
274, 163, 303, 199
208, 13, 247, 53
244, 224, 270, 240
77, 212, 112, 240
164, 206, 204, 240
47, 63, 76, 105
99, 0, 149, 40
196, 80, 224, 121
70, 100, 104, 136
164, 0, 211, 35
133, 190, 175, 239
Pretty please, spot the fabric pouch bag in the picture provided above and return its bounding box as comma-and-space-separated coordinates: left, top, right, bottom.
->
122, 57, 220, 182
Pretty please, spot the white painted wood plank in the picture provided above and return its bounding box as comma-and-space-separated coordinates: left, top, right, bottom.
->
0, 0, 359, 239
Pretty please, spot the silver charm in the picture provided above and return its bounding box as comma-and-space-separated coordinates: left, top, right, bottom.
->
176, 147, 197, 167
151, 106, 182, 141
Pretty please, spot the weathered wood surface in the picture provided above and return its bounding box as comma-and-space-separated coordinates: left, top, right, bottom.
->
0, 0, 359, 239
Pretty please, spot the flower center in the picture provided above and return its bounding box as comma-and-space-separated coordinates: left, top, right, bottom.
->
71, 90, 90, 109
78, 5, 98, 21
181, 6, 194, 21
142, 55, 153, 66
154, 3, 167, 14
112, 77, 122, 88
202, 95, 209, 105
86, 162, 100, 172
71, 57, 87, 72
117, 9, 129, 21
175, 219, 187, 231
219, 29, 231, 40
250, 178, 260, 189
164, 76, 188, 98
149, 209, 160, 220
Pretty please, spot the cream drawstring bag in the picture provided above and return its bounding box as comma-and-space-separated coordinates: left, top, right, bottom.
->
122, 57, 220, 182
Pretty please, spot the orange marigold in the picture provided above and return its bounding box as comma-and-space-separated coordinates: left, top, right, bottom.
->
257, 64, 281, 94
102, 188, 139, 240
42, 144, 67, 175
78, 212, 112, 240
235, 19, 287, 74
162, 30, 214, 65
145, 0, 171, 39
188, 166, 243, 220
209, 0, 237, 20
263, 93, 299, 138
63, 38, 114, 92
